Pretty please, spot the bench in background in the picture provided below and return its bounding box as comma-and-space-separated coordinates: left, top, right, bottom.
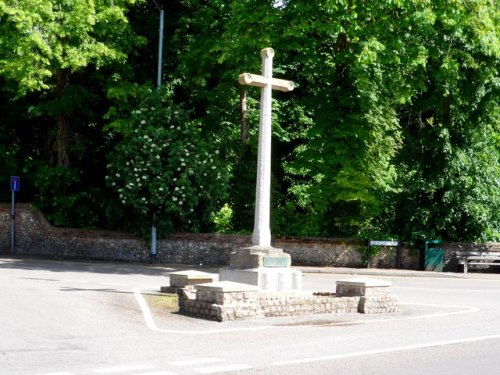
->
456, 252, 500, 273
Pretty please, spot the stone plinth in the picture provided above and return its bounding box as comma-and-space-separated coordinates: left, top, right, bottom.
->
229, 245, 291, 268
220, 245, 301, 291
336, 278, 398, 314
161, 270, 215, 293
336, 278, 391, 297
219, 267, 302, 291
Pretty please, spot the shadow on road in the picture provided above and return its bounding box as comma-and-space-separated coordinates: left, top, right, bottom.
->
0, 256, 219, 277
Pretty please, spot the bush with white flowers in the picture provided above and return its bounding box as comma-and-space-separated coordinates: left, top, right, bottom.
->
106, 86, 229, 236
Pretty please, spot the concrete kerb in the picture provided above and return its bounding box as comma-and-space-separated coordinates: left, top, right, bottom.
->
296, 266, 467, 279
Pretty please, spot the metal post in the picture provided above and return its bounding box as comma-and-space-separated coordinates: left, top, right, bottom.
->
150, 224, 157, 263
11, 190, 15, 254
150, 7, 164, 263
157, 9, 164, 87
396, 242, 402, 269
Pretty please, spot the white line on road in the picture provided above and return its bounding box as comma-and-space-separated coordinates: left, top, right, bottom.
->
133, 286, 160, 330
133, 287, 480, 335
194, 364, 253, 374
34, 372, 75, 375
93, 364, 155, 373
273, 334, 500, 366
169, 358, 225, 367
395, 286, 500, 293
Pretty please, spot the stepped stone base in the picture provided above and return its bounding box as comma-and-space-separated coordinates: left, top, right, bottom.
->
177, 278, 399, 321
219, 245, 302, 291
219, 267, 302, 291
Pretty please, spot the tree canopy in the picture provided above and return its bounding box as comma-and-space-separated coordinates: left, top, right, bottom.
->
0, 0, 498, 242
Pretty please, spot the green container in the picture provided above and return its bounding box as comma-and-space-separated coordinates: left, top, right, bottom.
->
424, 240, 444, 271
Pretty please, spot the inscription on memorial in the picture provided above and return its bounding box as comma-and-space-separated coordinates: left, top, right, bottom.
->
263, 256, 289, 267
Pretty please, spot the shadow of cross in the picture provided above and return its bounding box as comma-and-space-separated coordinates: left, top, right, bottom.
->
238, 48, 294, 247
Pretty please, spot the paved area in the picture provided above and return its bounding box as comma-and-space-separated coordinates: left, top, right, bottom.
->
1, 256, 500, 374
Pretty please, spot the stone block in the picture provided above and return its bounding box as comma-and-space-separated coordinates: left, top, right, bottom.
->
229, 245, 291, 268
219, 267, 302, 291
195, 281, 259, 293
336, 278, 392, 297
168, 270, 215, 288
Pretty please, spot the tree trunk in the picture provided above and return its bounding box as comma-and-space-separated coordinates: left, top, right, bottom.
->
56, 115, 69, 167
54, 69, 70, 167
239, 89, 249, 144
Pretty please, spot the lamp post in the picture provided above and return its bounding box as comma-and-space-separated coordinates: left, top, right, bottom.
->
150, 1, 164, 263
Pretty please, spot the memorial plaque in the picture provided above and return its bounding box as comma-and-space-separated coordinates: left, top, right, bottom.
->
263, 256, 289, 267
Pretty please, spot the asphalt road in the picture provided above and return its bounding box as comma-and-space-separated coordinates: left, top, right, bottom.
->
1, 257, 500, 375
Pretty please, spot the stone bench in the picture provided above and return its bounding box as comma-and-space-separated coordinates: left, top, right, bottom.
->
336, 278, 397, 314
161, 270, 215, 293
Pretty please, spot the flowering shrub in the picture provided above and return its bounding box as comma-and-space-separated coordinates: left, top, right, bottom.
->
106, 86, 229, 236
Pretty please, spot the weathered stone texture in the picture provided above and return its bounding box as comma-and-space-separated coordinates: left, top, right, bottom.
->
178, 289, 397, 322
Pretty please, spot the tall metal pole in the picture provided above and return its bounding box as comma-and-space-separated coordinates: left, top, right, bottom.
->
151, 7, 164, 263
157, 9, 164, 88
11, 190, 15, 254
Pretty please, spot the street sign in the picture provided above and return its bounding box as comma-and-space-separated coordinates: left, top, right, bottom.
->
10, 176, 20, 192
10, 176, 20, 255
369, 240, 399, 247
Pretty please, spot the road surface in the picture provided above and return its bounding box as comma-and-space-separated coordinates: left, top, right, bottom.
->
1, 257, 500, 374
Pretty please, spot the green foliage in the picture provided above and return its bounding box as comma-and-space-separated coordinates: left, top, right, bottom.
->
0, 0, 497, 243
212, 203, 234, 233
0, 90, 20, 201
361, 245, 381, 268
0, 0, 142, 96
31, 164, 101, 228
392, 0, 500, 242
106, 85, 230, 237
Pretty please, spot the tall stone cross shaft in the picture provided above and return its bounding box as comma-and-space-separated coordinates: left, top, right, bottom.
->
238, 48, 294, 247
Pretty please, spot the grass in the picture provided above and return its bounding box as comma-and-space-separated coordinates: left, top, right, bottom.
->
143, 293, 179, 313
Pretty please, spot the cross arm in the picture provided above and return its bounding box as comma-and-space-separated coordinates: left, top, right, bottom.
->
238, 73, 294, 92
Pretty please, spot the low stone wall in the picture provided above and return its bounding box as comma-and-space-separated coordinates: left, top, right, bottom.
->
180, 290, 362, 321
1, 203, 499, 272
0, 203, 148, 261
178, 279, 399, 321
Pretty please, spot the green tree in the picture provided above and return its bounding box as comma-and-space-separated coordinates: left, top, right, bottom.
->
0, 0, 145, 228
0, 0, 143, 166
394, 0, 500, 241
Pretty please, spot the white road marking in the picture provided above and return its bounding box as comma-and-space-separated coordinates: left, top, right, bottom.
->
34, 372, 74, 375
194, 364, 253, 374
273, 334, 500, 366
133, 287, 480, 335
93, 364, 155, 373
395, 286, 500, 293
136, 372, 178, 375
133, 287, 159, 330
169, 358, 225, 367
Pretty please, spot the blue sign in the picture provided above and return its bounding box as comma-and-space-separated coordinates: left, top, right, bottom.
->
10, 176, 20, 192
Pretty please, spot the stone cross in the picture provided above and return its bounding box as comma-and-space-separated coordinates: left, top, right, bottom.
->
238, 48, 294, 247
